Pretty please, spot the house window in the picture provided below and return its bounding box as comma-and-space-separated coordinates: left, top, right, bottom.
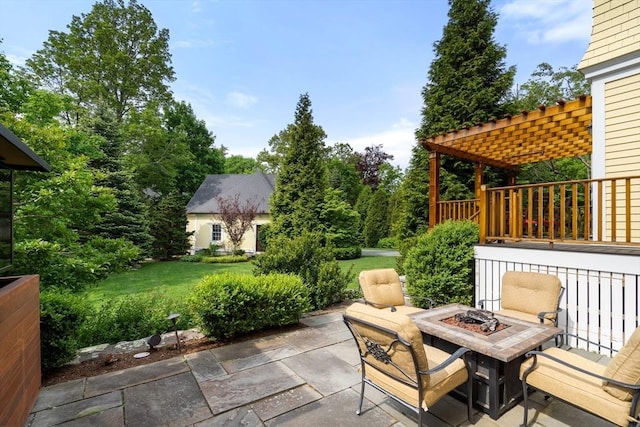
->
211, 224, 222, 242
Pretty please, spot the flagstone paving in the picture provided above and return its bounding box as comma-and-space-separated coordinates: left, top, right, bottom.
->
28, 308, 615, 427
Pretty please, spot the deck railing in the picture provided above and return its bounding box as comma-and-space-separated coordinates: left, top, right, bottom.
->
477, 175, 640, 246
437, 199, 480, 223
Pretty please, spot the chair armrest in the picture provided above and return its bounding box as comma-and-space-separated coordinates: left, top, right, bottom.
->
536, 307, 563, 323
552, 332, 617, 353
524, 350, 640, 390
421, 347, 471, 375
477, 298, 500, 310
363, 298, 399, 312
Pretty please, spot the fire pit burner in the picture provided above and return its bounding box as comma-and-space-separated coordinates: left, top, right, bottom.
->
440, 310, 510, 336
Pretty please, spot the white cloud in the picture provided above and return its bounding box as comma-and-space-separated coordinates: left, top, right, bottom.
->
499, 0, 591, 44
334, 118, 418, 171
226, 92, 258, 109
6, 53, 28, 66
172, 39, 216, 49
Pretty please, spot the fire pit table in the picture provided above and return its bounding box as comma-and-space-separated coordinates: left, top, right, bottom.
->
409, 303, 561, 420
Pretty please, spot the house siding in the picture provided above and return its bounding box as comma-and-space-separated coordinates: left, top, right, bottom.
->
188, 213, 271, 254
604, 73, 640, 241
578, 0, 640, 70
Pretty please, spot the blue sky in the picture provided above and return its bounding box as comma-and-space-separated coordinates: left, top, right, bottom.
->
1, 0, 592, 170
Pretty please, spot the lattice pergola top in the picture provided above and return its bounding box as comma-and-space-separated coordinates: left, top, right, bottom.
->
420, 95, 592, 170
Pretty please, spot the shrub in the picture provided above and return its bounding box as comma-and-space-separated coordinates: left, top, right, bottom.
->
83, 236, 143, 273
377, 237, 399, 249
332, 246, 361, 260
315, 262, 353, 308
180, 254, 204, 262
77, 293, 195, 347
13, 239, 98, 291
395, 235, 417, 275
403, 220, 479, 306
40, 290, 90, 371
198, 243, 220, 256
201, 255, 248, 264
189, 272, 310, 339
252, 232, 351, 309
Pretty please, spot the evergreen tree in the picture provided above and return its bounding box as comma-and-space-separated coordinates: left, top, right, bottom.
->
363, 189, 389, 247
270, 93, 327, 239
414, 0, 515, 199
395, 146, 431, 239
148, 193, 193, 260
85, 107, 153, 252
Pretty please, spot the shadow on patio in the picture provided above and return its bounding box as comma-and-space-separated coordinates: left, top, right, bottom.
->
28, 303, 615, 427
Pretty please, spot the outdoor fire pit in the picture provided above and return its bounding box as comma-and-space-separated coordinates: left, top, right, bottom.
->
441, 309, 510, 335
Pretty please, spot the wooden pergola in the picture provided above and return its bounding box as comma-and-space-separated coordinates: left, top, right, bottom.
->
419, 95, 592, 228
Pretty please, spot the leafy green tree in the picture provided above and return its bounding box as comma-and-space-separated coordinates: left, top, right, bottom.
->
224, 155, 258, 174
326, 143, 362, 206
256, 126, 293, 173
26, 0, 174, 122
148, 193, 193, 260
165, 101, 224, 196
415, 0, 515, 197
320, 189, 361, 249
511, 63, 591, 182
84, 107, 152, 252
363, 188, 390, 247
270, 93, 327, 239
395, 145, 430, 238
124, 102, 192, 194
511, 63, 590, 111
0, 42, 33, 114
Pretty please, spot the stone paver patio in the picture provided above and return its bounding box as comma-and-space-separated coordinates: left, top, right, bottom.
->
27, 308, 615, 427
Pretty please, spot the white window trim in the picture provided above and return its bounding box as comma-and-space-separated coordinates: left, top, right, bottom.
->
211, 223, 223, 243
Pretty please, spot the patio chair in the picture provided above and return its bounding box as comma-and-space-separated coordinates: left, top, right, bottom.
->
358, 268, 433, 315
520, 327, 640, 426
343, 302, 473, 426
478, 271, 564, 326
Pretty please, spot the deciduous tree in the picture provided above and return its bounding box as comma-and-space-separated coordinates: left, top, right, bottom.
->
215, 193, 259, 253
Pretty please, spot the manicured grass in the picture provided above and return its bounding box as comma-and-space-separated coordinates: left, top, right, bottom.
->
82, 255, 398, 306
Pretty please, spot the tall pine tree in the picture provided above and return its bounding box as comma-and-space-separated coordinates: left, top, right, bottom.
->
85, 107, 153, 253
402, 0, 515, 234
270, 93, 327, 239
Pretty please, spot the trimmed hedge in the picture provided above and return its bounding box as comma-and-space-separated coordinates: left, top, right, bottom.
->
189, 272, 311, 339
404, 220, 479, 306
332, 245, 361, 260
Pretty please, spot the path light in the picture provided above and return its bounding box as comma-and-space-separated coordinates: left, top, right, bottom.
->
147, 334, 161, 350
166, 313, 181, 353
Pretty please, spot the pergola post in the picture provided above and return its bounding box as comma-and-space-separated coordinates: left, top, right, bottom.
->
429, 151, 440, 229
474, 162, 484, 199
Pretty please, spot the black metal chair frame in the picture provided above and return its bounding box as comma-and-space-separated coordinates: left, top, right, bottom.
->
343, 313, 473, 426
521, 332, 640, 427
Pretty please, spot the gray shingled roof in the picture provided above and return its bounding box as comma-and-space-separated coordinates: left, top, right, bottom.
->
186, 171, 276, 214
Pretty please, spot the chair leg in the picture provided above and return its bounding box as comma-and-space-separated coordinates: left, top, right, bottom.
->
356, 380, 365, 415
467, 376, 473, 423
521, 380, 529, 427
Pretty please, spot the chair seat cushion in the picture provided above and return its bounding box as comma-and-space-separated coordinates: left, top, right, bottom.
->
521, 347, 633, 426
367, 343, 467, 409
393, 305, 427, 316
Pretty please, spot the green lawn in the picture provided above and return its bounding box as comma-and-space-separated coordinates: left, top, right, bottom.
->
82, 256, 398, 306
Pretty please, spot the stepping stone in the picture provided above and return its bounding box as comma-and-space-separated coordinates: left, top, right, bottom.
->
251, 385, 321, 421
281, 348, 360, 395
199, 361, 304, 415
124, 371, 211, 427
195, 407, 264, 427
185, 351, 226, 382
29, 391, 122, 427
32, 378, 86, 412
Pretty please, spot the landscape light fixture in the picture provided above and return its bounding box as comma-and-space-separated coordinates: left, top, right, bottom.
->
166, 313, 181, 353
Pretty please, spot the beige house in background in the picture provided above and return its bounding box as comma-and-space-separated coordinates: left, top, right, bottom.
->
578, 0, 640, 240
186, 171, 275, 254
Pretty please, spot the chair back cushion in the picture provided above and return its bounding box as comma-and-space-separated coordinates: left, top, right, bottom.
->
603, 326, 640, 401
359, 268, 406, 308
344, 302, 429, 388
501, 271, 562, 320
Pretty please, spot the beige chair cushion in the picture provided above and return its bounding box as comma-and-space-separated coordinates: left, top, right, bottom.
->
521, 347, 633, 427
359, 268, 406, 308
501, 271, 562, 322
603, 327, 640, 401
345, 302, 467, 409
